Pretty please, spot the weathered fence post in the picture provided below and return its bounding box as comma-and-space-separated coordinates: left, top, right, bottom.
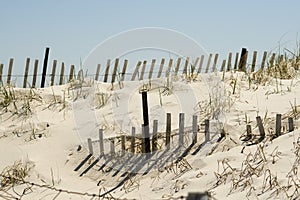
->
87, 138, 94, 155
157, 58, 165, 78
41, 47, 50, 88
238, 48, 247, 72
141, 91, 151, 155
95, 64, 101, 81
32, 59, 39, 88
166, 113, 171, 149
260, 51, 268, 70
131, 61, 141, 81
69, 65, 75, 82
7, 58, 14, 85
212, 53, 219, 72
256, 116, 265, 138
251, 51, 257, 72
204, 119, 210, 142
227, 52, 232, 71
220, 59, 226, 72
174, 57, 182, 77
275, 114, 281, 137
148, 59, 156, 80
234, 52, 239, 71
111, 58, 119, 84
197, 55, 205, 75
166, 59, 173, 77
269, 53, 276, 68
99, 129, 104, 155
246, 124, 252, 138
23, 58, 30, 88
50, 60, 57, 86
121, 135, 126, 153
152, 119, 158, 152
179, 113, 185, 146
205, 53, 212, 73
140, 60, 147, 80
192, 115, 198, 144
110, 138, 115, 155
120, 59, 128, 81
59, 62, 64, 85
104, 59, 111, 82
131, 127, 136, 153
0, 64, 3, 83
182, 57, 189, 75
288, 117, 294, 132
191, 57, 199, 75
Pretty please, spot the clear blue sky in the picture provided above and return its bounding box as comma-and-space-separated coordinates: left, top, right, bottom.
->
1, 0, 300, 78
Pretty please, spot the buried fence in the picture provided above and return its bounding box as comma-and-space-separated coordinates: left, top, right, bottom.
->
0, 47, 299, 88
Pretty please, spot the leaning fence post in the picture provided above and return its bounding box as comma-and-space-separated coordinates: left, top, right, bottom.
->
131, 127, 136, 153
256, 116, 265, 138
131, 61, 141, 81
7, 58, 14, 85
120, 59, 128, 81
288, 117, 294, 132
87, 138, 94, 155
41, 47, 50, 88
152, 119, 158, 152
260, 51, 268, 70
32, 59, 39, 88
182, 57, 189, 75
69, 65, 75, 82
179, 113, 185, 146
166, 113, 171, 149
95, 64, 101, 81
23, 58, 30, 88
238, 48, 247, 72
141, 91, 151, 154
104, 59, 111, 82
220, 59, 226, 72
110, 138, 115, 155
204, 119, 210, 142
148, 59, 156, 80
212, 53, 219, 72
174, 57, 182, 77
234, 52, 239, 71
191, 57, 199, 75
121, 135, 126, 153
0, 63, 3, 83
192, 115, 198, 144
111, 58, 119, 85
196, 55, 205, 75
59, 62, 64, 85
227, 52, 232, 71
251, 51, 257, 72
246, 124, 252, 138
275, 114, 281, 137
205, 53, 212, 73
140, 60, 147, 81
50, 60, 57, 86
99, 129, 104, 155
157, 58, 165, 78
166, 58, 173, 77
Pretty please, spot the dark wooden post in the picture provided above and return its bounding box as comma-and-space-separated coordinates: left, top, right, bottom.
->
205, 53, 212, 73
174, 57, 182, 77
238, 48, 247, 72
234, 52, 239, 71
0, 64, 3, 83
152, 119, 158, 152
32, 59, 39, 88
192, 115, 198, 144
23, 58, 30, 88
166, 58, 173, 77
7, 58, 14, 85
121, 135, 126, 153
166, 113, 171, 149
191, 57, 199, 75
157, 58, 165, 78
275, 114, 281, 137
256, 116, 265, 138
260, 51, 268, 70
140, 60, 147, 80
131, 127, 136, 153
197, 55, 205, 74
50, 60, 57, 86
251, 51, 257, 72
212, 53, 219, 72
131, 61, 141, 81
41, 47, 50, 88
69, 65, 75, 82
204, 119, 210, 142
141, 91, 151, 154
220, 59, 226, 72
179, 113, 185, 146
246, 124, 252, 137
227, 52, 232, 71
59, 62, 64, 85
95, 64, 101, 81
111, 58, 119, 84
120, 59, 128, 81
269, 53, 276, 68
288, 117, 294, 132
99, 129, 104, 155
110, 138, 115, 155
104, 59, 111, 82
87, 138, 94, 155
182, 57, 189, 75
148, 59, 156, 80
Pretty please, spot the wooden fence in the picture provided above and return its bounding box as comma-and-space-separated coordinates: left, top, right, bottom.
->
0, 47, 291, 88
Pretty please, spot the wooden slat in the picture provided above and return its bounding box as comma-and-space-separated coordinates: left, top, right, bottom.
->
174, 57, 182, 76
111, 58, 119, 83
166, 113, 171, 149
157, 58, 165, 78
197, 55, 205, 74
205, 53, 212, 73
0, 64, 3, 83
69, 65, 75, 82
59, 62, 64, 85
104, 59, 111, 82
140, 60, 147, 80
41, 47, 50, 88
131, 61, 142, 81
179, 113, 184, 146
238, 48, 247, 72
234, 52, 239, 70
220, 59, 226, 72
227, 52, 232, 71
165, 58, 173, 77
32, 59, 39, 88
191, 57, 199, 75
50, 60, 57, 86
251, 51, 257, 72
95, 64, 101, 81
23, 58, 30, 88
269, 53, 276, 68
152, 120, 158, 152
182, 57, 190, 75
148, 59, 156, 80
260, 51, 268, 70
212, 54, 219, 72
120, 59, 128, 81
7, 58, 14, 85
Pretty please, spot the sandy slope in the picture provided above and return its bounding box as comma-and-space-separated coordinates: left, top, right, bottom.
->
1, 72, 300, 199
